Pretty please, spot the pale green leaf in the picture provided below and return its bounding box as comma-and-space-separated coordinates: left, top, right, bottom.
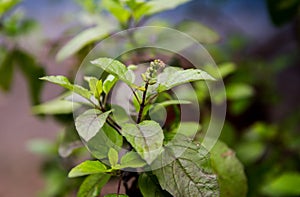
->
31, 93, 81, 115
40, 75, 92, 100
56, 25, 116, 61
91, 58, 134, 85
152, 139, 219, 197
75, 109, 112, 141
145, 0, 191, 15
122, 121, 164, 164
119, 151, 147, 168
139, 173, 172, 197
78, 173, 111, 197
165, 122, 200, 141
103, 74, 118, 94
157, 67, 215, 92
108, 148, 119, 167
68, 160, 108, 178
210, 141, 247, 197
176, 20, 220, 44
262, 172, 300, 196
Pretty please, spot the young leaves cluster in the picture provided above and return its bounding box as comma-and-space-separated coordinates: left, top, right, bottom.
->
41, 58, 219, 196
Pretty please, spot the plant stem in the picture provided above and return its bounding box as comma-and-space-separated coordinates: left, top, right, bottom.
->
117, 174, 122, 196
137, 83, 149, 123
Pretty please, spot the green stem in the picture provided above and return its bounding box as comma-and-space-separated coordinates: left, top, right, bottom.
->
137, 83, 149, 123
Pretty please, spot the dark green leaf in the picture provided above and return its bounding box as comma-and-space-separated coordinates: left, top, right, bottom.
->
14, 50, 46, 104
139, 173, 172, 197
119, 151, 147, 168
78, 173, 111, 197
87, 123, 123, 160
91, 58, 134, 86
0, 52, 14, 91
152, 139, 219, 197
176, 20, 220, 44
210, 141, 247, 197
75, 109, 112, 141
104, 194, 128, 197
68, 160, 108, 178
262, 172, 300, 196
157, 67, 215, 92
122, 121, 164, 164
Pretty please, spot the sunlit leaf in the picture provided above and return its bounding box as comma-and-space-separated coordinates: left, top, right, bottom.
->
145, 0, 191, 15
102, 0, 131, 24
40, 75, 92, 100
91, 58, 135, 85
68, 160, 108, 178
103, 74, 118, 94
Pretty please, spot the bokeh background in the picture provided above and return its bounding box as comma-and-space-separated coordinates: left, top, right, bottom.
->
1, 0, 300, 196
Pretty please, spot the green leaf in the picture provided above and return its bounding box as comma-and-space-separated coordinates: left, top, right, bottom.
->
165, 122, 200, 141
78, 173, 111, 197
84, 76, 103, 99
14, 50, 46, 105
56, 25, 116, 61
87, 123, 123, 160
152, 140, 219, 197
0, 52, 14, 91
103, 74, 118, 94
75, 109, 112, 141
0, 0, 20, 17
91, 58, 134, 86
119, 151, 147, 168
122, 121, 164, 164
262, 172, 300, 196
145, 0, 191, 15
157, 67, 215, 92
226, 83, 254, 100
68, 160, 108, 178
40, 75, 92, 100
108, 148, 119, 167
176, 20, 220, 44
210, 141, 247, 197
32, 93, 81, 115
139, 173, 172, 197
104, 194, 128, 197
102, 0, 131, 24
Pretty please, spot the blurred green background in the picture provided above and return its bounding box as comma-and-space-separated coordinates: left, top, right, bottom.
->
0, 0, 300, 196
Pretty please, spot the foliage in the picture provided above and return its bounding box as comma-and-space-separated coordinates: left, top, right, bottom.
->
41, 57, 231, 196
